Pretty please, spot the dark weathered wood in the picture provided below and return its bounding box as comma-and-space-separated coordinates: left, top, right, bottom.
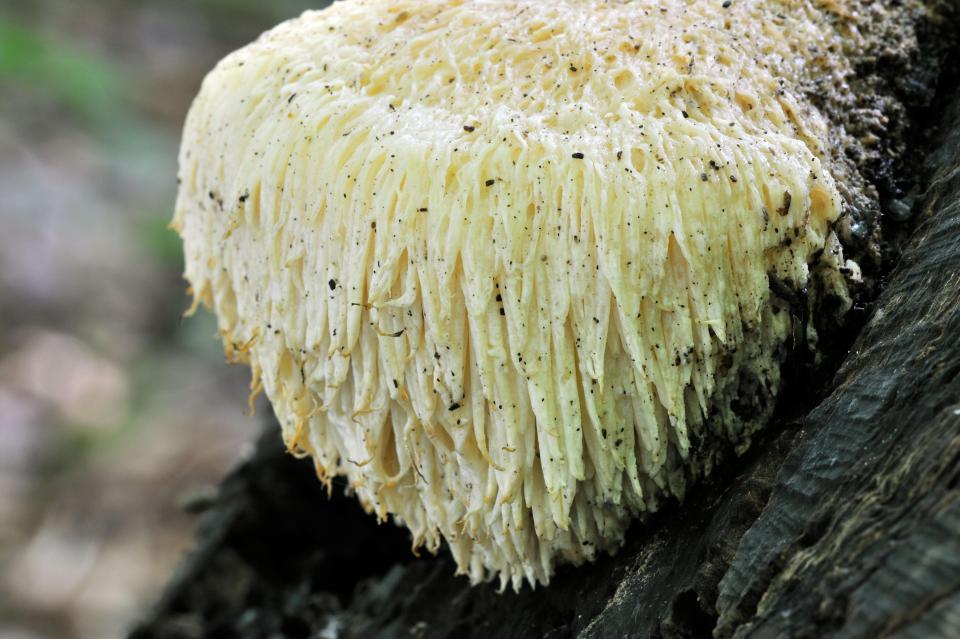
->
131, 18, 960, 639
713, 95, 960, 639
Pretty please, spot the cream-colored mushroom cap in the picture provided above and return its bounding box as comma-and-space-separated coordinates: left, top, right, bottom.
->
174, 0, 857, 589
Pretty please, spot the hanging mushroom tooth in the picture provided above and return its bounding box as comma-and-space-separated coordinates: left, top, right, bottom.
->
174, 0, 868, 588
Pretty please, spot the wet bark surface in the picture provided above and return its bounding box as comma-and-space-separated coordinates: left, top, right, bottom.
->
130, 22, 960, 639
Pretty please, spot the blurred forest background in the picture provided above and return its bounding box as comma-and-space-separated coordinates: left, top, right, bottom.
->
0, 1, 329, 637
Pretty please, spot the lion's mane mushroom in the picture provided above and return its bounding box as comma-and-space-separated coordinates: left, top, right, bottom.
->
173, 0, 863, 589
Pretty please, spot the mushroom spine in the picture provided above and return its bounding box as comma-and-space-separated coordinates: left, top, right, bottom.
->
174, 0, 863, 590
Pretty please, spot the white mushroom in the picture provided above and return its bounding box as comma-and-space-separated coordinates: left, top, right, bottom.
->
173, 0, 856, 590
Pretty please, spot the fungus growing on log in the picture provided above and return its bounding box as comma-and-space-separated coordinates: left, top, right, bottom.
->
173, 0, 867, 589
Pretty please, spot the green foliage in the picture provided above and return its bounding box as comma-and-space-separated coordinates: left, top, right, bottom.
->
0, 20, 127, 125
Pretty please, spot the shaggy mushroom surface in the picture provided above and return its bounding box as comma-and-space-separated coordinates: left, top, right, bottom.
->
174, 0, 867, 589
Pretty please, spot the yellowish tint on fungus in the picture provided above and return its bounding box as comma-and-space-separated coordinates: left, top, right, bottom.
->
174, 0, 859, 589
